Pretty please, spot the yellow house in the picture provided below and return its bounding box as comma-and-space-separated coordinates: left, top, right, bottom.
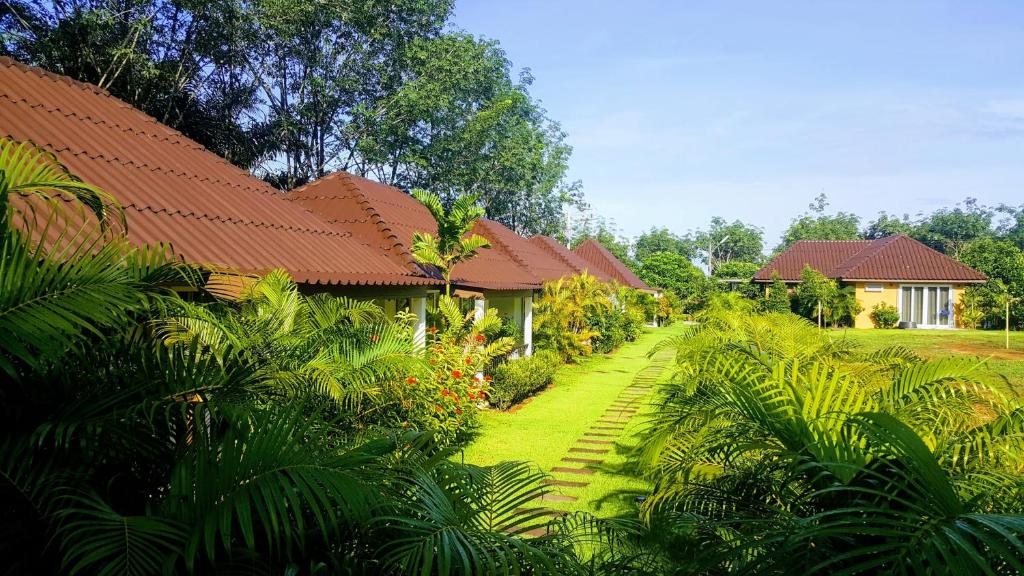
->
754, 236, 987, 329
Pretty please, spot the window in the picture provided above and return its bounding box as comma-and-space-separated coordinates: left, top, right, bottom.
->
899, 285, 953, 327
864, 284, 884, 293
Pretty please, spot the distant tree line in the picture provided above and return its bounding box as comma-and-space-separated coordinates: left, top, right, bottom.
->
569, 194, 1024, 328
0, 0, 583, 235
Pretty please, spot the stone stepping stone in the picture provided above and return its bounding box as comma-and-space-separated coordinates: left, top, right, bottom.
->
568, 447, 608, 454
540, 493, 577, 502
515, 507, 567, 518
562, 456, 602, 464
577, 438, 614, 445
596, 420, 629, 425
522, 527, 549, 538
605, 408, 638, 413
592, 426, 625, 431
543, 478, 589, 488
551, 466, 595, 475
584, 432, 617, 437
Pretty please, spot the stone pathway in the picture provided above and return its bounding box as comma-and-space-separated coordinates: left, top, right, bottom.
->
519, 348, 675, 536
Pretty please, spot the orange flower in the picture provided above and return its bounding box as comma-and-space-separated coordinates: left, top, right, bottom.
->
464, 356, 473, 365
441, 388, 451, 397
473, 375, 482, 383
475, 334, 486, 343
406, 376, 418, 385
370, 334, 379, 343
451, 370, 463, 379
484, 375, 493, 382
455, 408, 463, 415
427, 326, 438, 334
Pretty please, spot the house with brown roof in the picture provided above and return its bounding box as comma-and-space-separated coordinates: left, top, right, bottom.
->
0, 57, 443, 345
754, 235, 987, 328
574, 239, 657, 295
288, 172, 591, 355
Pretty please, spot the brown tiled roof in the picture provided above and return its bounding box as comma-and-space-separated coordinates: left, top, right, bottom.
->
0, 58, 437, 286
529, 235, 615, 282
754, 235, 987, 283
291, 172, 559, 291
573, 239, 654, 291
476, 222, 575, 283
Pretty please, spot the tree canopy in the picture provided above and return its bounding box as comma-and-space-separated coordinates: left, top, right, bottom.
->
778, 194, 861, 251
2, 0, 581, 235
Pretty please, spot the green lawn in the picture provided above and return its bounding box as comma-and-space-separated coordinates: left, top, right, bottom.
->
831, 328, 1024, 397
459, 323, 687, 516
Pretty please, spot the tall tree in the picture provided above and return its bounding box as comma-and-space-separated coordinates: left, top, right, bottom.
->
694, 217, 764, 273
778, 194, 860, 251
863, 211, 915, 239
634, 227, 696, 262
913, 198, 994, 258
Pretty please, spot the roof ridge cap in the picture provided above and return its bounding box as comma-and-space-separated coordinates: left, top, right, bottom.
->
340, 173, 420, 270
477, 220, 538, 280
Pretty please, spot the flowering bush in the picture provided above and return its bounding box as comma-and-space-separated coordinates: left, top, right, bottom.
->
399, 295, 513, 446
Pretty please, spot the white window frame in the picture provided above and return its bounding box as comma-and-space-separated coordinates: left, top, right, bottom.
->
897, 284, 954, 329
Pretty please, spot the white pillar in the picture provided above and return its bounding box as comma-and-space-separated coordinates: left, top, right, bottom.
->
473, 297, 486, 322
510, 296, 524, 359
523, 293, 533, 356
411, 296, 427, 351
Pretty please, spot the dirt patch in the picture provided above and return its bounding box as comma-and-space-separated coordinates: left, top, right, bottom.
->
945, 343, 1024, 361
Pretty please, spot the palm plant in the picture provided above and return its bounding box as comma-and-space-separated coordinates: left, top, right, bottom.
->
410, 189, 491, 295
533, 272, 613, 361
627, 304, 1024, 574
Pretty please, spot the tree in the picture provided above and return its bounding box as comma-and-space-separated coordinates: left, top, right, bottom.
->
778, 194, 860, 251
913, 198, 994, 258
959, 238, 1024, 328
634, 226, 695, 262
637, 252, 713, 312
762, 273, 792, 313
794, 266, 838, 326
410, 190, 490, 296
997, 203, 1024, 250
694, 217, 764, 273
862, 211, 915, 239
3, 1, 584, 233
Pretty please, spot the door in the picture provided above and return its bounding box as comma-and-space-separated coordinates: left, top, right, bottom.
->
899, 285, 953, 328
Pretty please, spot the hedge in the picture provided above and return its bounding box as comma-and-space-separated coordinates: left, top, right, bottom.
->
489, 349, 561, 410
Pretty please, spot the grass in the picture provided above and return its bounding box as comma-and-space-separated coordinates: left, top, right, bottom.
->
832, 328, 1024, 397
459, 322, 687, 516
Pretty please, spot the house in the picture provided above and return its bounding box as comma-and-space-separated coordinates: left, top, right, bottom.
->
288, 172, 585, 355
754, 235, 987, 328
528, 235, 616, 283
0, 57, 443, 345
574, 239, 657, 295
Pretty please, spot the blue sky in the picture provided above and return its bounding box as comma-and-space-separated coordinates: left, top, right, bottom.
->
452, 0, 1024, 249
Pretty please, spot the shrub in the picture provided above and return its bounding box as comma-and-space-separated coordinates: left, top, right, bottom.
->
870, 302, 900, 328
489, 349, 561, 409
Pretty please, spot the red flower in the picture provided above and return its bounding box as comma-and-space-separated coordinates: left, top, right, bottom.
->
455, 408, 463, 415
484, 375, 493, 382
441, 388, 451, 397
475, 334, 486, 343
473, 375, 482, 383
370, 334, 379, 343
435, 405, 444, 413
406, 376, 418, 385
451, 370, 463, 379
467, 392, 476, 401
464, 356, 473, 365
427, 326, 438, 334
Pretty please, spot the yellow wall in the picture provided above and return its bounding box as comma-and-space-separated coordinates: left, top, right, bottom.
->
852, 282, 966, 329
853, 282, 900, 328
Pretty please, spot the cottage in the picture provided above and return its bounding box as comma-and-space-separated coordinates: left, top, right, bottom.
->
754, 235, 987, 328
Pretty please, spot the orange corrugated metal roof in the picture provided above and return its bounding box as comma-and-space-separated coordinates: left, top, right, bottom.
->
573, 239, 653, 291
529, 235, 615, 282
0, 58, 437, 287
291, 172, 582, 291
754, 235, 987, 283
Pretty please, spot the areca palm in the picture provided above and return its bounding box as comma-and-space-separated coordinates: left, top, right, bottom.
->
411, 189, 491, 295
630, 301, 1024, 574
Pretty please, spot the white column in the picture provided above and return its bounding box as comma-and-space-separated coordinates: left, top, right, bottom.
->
523, 293, 533, 356
473, 297, 486, 322
411, 296, 427, 351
